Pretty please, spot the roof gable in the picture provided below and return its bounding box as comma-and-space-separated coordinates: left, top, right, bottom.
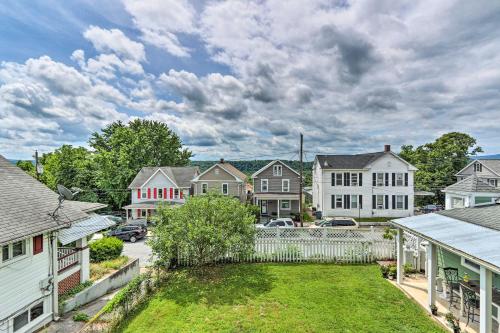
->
194, 163, 246, 182
456, 159, 500, 177
128, 166, 199, 188
251, 160, 299, 178
444, 175, 500, 194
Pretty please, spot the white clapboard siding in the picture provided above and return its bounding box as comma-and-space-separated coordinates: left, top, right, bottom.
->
177, 228, 395, 265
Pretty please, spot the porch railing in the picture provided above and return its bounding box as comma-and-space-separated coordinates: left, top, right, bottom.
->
58, 247, 81, 273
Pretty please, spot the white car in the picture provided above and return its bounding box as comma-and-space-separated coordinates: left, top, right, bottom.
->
256, 218, 295, 228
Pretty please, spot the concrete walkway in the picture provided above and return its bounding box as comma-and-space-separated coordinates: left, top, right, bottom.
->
40, 290, 118, 333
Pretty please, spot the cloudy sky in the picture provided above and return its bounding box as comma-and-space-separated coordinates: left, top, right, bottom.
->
1, 0, 500, 160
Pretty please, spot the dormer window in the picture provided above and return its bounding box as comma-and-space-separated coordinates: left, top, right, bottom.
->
273, 164, 282, 176
474, 163, 482, 172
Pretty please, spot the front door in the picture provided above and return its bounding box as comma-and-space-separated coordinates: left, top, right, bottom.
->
261, 200, 268, 214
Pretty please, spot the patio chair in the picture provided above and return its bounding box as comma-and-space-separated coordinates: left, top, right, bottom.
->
462, 285, 478, 325
443, 267, 460, 308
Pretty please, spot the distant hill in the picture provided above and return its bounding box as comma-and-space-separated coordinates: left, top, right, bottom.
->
471, 154, 500, 160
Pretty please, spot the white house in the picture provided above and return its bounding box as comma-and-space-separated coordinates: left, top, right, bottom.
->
312, 145, 417, 219
123, 166, 199, 220
443, 174, 500, 209
456, 159, 500, 187
0, 155, 113, 333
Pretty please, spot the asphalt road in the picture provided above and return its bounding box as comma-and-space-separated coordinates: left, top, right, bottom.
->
122, 237, 153, 268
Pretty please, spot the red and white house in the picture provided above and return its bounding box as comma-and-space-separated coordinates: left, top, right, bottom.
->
123, 166, 199, 220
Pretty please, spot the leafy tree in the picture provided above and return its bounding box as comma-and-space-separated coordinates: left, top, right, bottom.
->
399, 132, 483, 205
89, 119, 192, 209
16, 160, 36, 177
39, 145, 99, 202
150, 193, 256, 268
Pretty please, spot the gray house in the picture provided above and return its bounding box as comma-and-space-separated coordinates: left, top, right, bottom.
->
252, 160, 300, 220
192, 159, 248, 202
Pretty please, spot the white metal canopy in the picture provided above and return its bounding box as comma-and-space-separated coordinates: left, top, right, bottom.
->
392, 213, 500, 274
58, 214, 116, 245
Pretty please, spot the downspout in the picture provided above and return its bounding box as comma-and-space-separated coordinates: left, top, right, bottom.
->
50, 231, 59, 320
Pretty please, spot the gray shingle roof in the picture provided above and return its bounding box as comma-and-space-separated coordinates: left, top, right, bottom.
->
316, 152, 385, 169
128, 166, 199, 188
437, 203, 500, 232
0, 155, 90, 245
480, 159, 500, 176
443, 175, 500, 193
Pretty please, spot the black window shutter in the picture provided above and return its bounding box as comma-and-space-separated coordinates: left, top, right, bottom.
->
344, 195, 350, 209
372, 173, 376, 186
385, 195, 389, 209
385, 173, 389, 186
359, 195, 363, 209
372, 195, 376, 209
404, 173, 408, 186
359, 173, 363, 186
331, 173, 335, 186
404, 195, 408, 210
392, 195, 396, 209
392, 173, 396, 186
331, 195, 335, 209
344, 172, 350, 186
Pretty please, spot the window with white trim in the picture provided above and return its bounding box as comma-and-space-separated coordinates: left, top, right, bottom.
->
280, 200, 290, 210
2, 239, 26, 262
351, 173, 358, 186
174, 189, 179, 199
273, 164, 282, 176
222, 183, 229, 195
376, 195, 384, 209
395, 195, 404, 209
474, 163, 482, 172
261, 179, 269, 192
335, 195, 343, 208
461, 257, 480, 273
13, 301, 44, 332
201, 183, 208, 194
488, 179, 498, 187
335, 173, 343, 186
376, 173, 384, 186
141, 209, 147, 217
395, 173, 404, 186
351, 195, 358, 209
158, 188, 163, 199
282, 179, 290, 192
141, 190, 147, 199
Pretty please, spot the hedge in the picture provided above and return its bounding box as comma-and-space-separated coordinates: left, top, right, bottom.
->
89, 237, 124, 263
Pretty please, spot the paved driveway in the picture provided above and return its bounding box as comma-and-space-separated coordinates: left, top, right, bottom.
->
122, 238, 152, 268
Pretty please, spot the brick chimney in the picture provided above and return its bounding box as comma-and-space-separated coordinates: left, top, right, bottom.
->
384, 145, 391, 152
220, 158, 225, 164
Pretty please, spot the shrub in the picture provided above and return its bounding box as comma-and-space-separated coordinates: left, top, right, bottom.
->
404, 263, 417, 275
388, 265, 397, 279
89, 237, 123, 263
380, 265, 389, 278
73, 312, 89, 322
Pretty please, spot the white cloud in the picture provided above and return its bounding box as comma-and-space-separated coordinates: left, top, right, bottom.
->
84, 25, 146, 61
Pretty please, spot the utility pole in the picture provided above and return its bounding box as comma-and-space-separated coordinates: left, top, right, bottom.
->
34, 150, 39, 180
299, 133, 304, 227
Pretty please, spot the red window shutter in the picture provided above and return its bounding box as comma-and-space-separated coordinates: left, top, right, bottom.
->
147, 188, 151, 199
170, 188, 173, 199
33, 235, 43, 255
163, 188, 166, 199
180, 190, 183, 199
154, 188, 157, 199
137, 188, 141, 199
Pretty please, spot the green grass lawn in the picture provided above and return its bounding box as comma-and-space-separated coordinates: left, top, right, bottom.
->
119, 264, 445, 333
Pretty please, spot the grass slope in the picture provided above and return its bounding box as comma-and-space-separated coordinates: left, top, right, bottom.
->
120, 264, 445, 333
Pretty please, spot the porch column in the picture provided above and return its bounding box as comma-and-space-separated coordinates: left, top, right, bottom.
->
277, 200, 280, 218
480, 265, 492, 333
51, 232, 59, 319
396, 228, 404, 284
427, 242, 437, 308
77, 237, 90, 282
126, 209, 129, 221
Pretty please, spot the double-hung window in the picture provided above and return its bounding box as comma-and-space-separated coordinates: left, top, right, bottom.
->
222, 183, 229, 195
376, 173, 384, 186
282, 179, 290, 192
351, 195, 358, 209
2, 240, 27, 263
335, 173, 343, 186
281, 200, 290, 210
273, 165, 282, 176
174, 189, 179, 199
141, 190, 147, 199
158, 188, 163, 199
395, 173, 404, 186
396, 195, 404, 209
351, 173, 358, 186
376, 195, 384, 209
474, 163, 482, 172
335, 195, 343, 208
261, 179, 269, 192
201, 183, 208, 194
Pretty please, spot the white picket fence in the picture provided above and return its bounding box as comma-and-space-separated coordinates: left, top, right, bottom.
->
178, 227, 395, 265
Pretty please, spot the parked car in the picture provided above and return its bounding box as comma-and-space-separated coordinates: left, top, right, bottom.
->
107, 225, 146, 242
101, 215, 124, 225
256, 218, 295, 228
126, 219, 148, 228
422, 205, 438, 213
311, 218, 357, 228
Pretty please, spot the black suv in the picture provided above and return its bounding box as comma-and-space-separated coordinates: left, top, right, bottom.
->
108, 225, 146, 243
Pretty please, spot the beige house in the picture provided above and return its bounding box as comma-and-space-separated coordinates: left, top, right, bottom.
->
192, 159, 248, 202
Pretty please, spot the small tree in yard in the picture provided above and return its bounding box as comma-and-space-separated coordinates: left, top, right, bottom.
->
150, 193, 256, 268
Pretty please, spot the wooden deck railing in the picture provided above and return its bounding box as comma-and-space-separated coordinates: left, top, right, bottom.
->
58, 247, 81, 273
